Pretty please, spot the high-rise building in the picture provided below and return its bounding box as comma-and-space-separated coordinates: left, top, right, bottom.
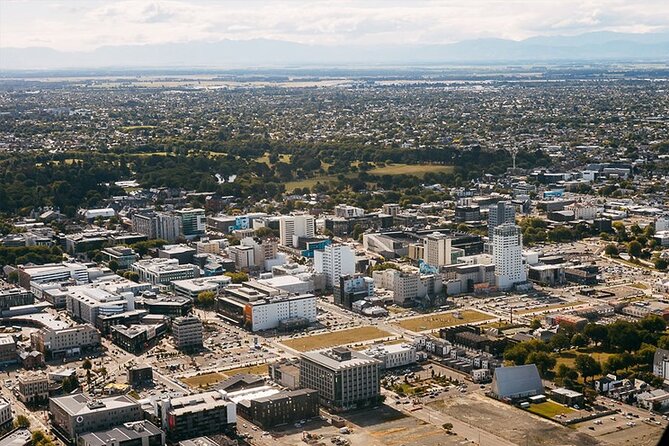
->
172, 316, 203, 350
314, 244, 355, 288
492, 223, 526, 290
300, 347, 381, 411
423, 232, 453, 267
279, 215, 315, 247
132, 211, 183, 242
488, 201, 516, 241
176, 208, 206, 238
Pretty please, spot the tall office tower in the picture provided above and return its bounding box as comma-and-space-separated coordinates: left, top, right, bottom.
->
492, 223, 526, 290
488, 201, 516, 240
279, 214, 315, 247
176, 208, 206, 238
423, 232, 453, 267
132, 211, 183, 242
314, 244, 355, 288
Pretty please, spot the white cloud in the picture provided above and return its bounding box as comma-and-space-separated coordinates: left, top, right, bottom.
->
0, 0, 667, 50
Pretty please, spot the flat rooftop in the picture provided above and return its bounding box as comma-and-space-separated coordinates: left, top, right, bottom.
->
50, 393, 139, 416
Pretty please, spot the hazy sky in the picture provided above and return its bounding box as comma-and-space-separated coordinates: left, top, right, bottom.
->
1, 0, 668, 51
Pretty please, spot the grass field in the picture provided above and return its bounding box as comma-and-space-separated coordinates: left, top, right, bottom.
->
181, 372, 226, 388
180, 363, 270, 388
119, 125, 156, 131
280, 326, 393, 352
283, 163, 454, 192
395, 310, 494, 332
284, 174, 342, 191
367, 163, 454, 176
527, 401, 575, 418
254, 153, 292, 165
517, 301, 585, 315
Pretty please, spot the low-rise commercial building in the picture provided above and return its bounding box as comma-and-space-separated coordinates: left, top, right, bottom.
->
0, 336, 17, 366
77, 420, 165, 446
16, 372, 49, 404
362, 344, 417, 369
148, 391, 236, 442
31, 324, 101, 359
50, 394, 143, 442
0, 398, 11, 430
235, 388, 319, 429
131, 259, 200, 286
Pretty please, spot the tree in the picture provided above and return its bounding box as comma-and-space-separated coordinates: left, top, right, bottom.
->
549, 333, 570, 351
82, 358, 92, 385
123, 271, 140, 282
529, 319, 542, 330
526, 351, 556, 377
638, 314, 666, 334
608, 320, 641, 352
108, 259, 119, 272
14, 415, 30, 428
575, 354, 601, 382
627, 240, 642, 258
196, 291, 216, 308
604, 244, 619, 257
225, 271, 249, 284
254, 227, 275, 238
571, 333, 588, 348
442, 422, 453, 432
504, 343, 530, 365
655, 257, 669, 271
7, 271, 19, 283
584, 323, 609, 348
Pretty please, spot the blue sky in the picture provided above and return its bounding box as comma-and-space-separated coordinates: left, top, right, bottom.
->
1, 0, 667, 50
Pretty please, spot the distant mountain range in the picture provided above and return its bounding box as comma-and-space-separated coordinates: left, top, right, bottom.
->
2, 31, 669, 70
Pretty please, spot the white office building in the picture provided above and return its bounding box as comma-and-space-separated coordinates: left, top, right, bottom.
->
131, 258, 200, 286
423, 232, 454, 267
279, 215, 315, 247
492, 223, 526, 290
245, 294, 317, 331
314, 244, 355, 288
362, 343, 417, 369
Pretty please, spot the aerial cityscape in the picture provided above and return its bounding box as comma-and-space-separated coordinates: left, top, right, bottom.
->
1, 1, 669, 446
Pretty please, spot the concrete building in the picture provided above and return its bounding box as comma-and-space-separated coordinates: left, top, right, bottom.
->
77, 420, 165, 446
31, 324, 100, 359
488, 201, 516, 241
334, 204, 365, 218
100, 247, 138, 270
372, 268, 442, 306
0, 336, 17, 366
132, 211, 183, 242
149, 391, 236, 442
66, 284, 131, 324
268, 359, 301, 390
279, 215, 315, 247
0, 398, 12, 430
240, 237, 279, 270
423, 232, 455, 267
243, 295, 317, 332
128, 365, 154, 388
314, 244, 355, 289
300, 347, 381, 411
17, 262, 89, 289
0, 284, 34, 311
50, 394, 143, 442
172, 277, 231, 300
229, 245, 255, 271
333, 274, 374, 309
234, 388, 319, 430
16, 372, 49, 404
176, 208, 206, 238
653, 348, 669, 381
131, 259, 200, 286
492, 224, 526, 290
362, 343, 417, 369
172, 316, 203, 350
